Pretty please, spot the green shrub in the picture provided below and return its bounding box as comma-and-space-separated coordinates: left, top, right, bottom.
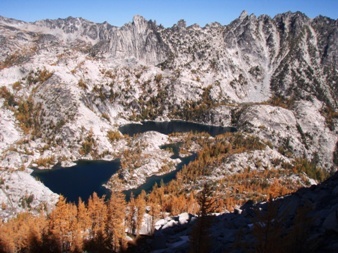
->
293, 158, 329, 182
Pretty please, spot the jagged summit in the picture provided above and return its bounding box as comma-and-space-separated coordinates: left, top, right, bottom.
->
132, 14, 146, 24
0, 10, 337, 104
239, 10, 249, 20
176, 19, 187, 28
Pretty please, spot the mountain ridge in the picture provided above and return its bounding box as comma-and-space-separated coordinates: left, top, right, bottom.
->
0, 11, 337, 219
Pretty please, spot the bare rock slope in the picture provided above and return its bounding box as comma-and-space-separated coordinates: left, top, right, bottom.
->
0, 11, 337, 217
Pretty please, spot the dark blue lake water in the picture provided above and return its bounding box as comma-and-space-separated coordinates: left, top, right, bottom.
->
31, 160, 120, 203
32, 121, 235, 202
119, 120, 236, 137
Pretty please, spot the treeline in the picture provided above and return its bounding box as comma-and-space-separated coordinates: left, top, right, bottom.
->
0, 185, 207, 253
0, 187, 210, 253
0, 192, 142, 253
0, 182, 219, 253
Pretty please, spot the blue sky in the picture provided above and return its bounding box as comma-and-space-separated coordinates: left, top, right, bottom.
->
1, 0, 337, 27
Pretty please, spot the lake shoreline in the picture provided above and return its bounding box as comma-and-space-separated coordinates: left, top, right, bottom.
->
32, 120, 235, 202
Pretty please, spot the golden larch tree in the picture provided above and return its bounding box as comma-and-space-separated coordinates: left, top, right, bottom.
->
106, 191, 127, 252
86, 192, 107, 251
135, 190, 146, 236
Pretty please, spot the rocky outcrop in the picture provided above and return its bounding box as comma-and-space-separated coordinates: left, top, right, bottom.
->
0, 169, 58, 220
107, 131, 179, 190
237, 100, 338, 171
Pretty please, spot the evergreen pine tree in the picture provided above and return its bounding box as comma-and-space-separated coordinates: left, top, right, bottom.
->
189, 183, 216, 253
252, 196, 286, 253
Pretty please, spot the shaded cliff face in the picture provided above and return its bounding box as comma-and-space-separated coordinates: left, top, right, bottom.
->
146, 171, 338, 253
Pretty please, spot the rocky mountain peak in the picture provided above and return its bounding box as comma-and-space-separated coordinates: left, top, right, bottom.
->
176, 19, 187, 28
239, 10, 249, 20
132, 14, 148, 30
0, 15, 26, 26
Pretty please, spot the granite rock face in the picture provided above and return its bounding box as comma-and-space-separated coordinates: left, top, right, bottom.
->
0, 11, 337, 218
1, 11, 337, 105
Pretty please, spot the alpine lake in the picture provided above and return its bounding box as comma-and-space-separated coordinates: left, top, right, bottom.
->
32, 120, 235, 202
